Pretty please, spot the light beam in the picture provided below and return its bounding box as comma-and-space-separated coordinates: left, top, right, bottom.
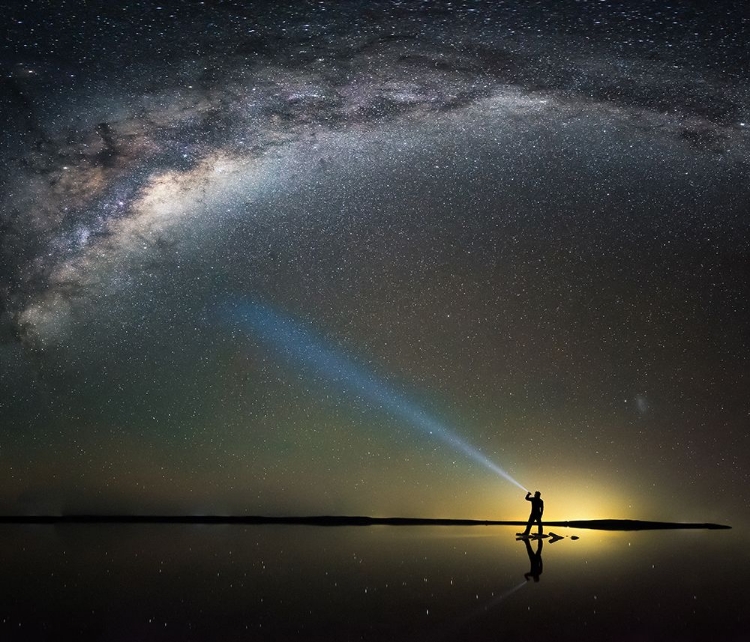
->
221, 301, 528, 491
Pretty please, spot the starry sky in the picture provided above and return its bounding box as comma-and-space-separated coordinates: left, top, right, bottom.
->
1, 0, 748, 526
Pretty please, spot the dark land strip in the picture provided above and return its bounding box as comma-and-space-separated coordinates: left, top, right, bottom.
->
0, 516, 730, 530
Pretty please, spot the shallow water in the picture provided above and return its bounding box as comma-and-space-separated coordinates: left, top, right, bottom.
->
0, 525, 744, 641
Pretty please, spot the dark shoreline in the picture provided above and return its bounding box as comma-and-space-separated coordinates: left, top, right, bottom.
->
0, 516, 731, 530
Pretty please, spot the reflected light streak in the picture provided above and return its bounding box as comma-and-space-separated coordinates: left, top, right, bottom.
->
222, 301, 528, 492
449, 579, 528, 636
478, 579, 528, 611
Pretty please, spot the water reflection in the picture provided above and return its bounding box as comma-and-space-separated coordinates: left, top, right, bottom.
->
0, 524, 744, 641
523, 537, 543, 582
518, 529, 573, 583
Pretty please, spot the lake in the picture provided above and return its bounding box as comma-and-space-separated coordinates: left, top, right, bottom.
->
0, 524, 744, 640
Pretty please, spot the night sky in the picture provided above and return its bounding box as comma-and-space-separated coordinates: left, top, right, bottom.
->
1, 0, 748, 527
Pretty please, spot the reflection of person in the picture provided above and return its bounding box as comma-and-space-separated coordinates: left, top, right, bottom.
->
524, 538, 543, 582
523, 491, 544, 536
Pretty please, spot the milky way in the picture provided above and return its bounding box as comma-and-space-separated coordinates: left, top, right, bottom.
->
1, 1, 749, 523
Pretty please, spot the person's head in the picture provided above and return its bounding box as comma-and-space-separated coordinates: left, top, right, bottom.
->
534, 491, 541, 498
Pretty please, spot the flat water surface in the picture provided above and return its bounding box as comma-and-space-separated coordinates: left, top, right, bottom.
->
0, 525, 744, 640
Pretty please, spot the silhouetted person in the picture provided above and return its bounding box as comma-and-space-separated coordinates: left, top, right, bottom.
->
523, 490, 544, 536
524, 538, 543, 582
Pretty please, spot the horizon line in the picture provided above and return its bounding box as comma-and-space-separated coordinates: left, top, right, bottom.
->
0, 515, 731, 530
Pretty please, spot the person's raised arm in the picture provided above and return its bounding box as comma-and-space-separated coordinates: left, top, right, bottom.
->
525, 492, 531, 501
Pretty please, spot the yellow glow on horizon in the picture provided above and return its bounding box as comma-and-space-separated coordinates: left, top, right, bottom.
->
437, 475, 652, 524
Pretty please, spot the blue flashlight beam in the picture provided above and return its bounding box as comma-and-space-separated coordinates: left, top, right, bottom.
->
222, 302, 528, 492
